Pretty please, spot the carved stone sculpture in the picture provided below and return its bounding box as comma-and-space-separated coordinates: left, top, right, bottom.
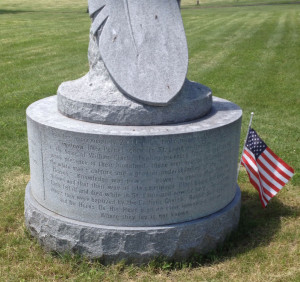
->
88, 0, 187, 105
57, 0, 212, 125
25, 0, 242, 264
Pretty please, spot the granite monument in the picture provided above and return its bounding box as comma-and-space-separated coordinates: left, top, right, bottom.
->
25, 0, 242, 264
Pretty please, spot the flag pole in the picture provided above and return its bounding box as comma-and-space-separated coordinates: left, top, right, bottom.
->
237, 112, 254, 180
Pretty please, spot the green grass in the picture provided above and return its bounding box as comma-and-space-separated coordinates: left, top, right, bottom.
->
0, 0, 299, 281
182, 0, 300, 7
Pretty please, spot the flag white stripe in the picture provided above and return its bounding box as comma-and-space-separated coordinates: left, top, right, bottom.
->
243, 161, 261, 189
258, 155, 289, 183
243, 154, 259, 175
260, 179, 279, 196
242, 129, 294, 208
244, 148, 259, 172
263, 150, 294, 177
243, 156, 268, 206
257, 163, 282, 189
257, 175, 269, 207
263, 192, 272, 201
245, 147, 255, 158
263, 194, 270, 203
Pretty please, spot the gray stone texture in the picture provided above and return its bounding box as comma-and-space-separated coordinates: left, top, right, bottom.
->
25, 183, 241, 264
87, 0, 188, 105
57, 33, 209, 126
57, 77, 212, 126
27, 96, 242, 227
25, 0, 243, 263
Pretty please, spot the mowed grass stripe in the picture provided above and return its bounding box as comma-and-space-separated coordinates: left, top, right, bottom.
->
252, 10, 300, 137
194, 6, 300, 172
0, 12, 90, 106
186, 10, 271, 77
0, 1, 299, 280
181, 0, 300, 7
222, 8, 298, 105
183, 10, 238, 35
1, 0, 86, 13
182, 6, 299, 183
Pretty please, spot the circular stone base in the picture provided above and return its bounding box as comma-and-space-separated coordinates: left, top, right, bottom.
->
25, 183, 241, 264
57, 75, 212, 126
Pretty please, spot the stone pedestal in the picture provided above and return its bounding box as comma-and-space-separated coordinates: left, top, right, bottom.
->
25, 95, 242, 262
25, 183, 241, 264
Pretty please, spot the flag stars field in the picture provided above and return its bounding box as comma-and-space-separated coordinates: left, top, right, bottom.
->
246, 131, 267, 158
242, 128, 294, 208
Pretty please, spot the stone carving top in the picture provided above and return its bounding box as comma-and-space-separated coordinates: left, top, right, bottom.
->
88, 0, 188, 106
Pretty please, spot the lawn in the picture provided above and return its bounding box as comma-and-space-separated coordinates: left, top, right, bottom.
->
182, 0, 300, 7
0, 0, 299, 281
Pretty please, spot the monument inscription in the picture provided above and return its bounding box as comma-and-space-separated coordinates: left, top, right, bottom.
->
27, 96, 241, 227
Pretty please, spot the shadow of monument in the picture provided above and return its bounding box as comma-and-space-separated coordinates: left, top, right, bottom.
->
188, 190, 299, 267
44, 188, 298, 268
150, 189, 299, 269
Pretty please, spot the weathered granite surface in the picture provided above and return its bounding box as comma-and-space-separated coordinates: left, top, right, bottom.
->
25, 183, 241, 264
25, 0, 243, 263
27, 96, 242, 227
87, 0, 188, 105
58, 33, 210, 125
57, 77, 212, 126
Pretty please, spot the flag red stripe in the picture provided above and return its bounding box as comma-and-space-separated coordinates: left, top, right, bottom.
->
248, 173, 261, 193
249, 176, 266, 208
243, 149, 259, 174
242, 157, 264, 197
262, 187, 274, 199
258, 166, 282, 190
242, 164, 267, 208
265, 148, 294, 175
258, 155, 289, 183
260, 178, 278, 196
259, 173, 281, 193
242, 161, 260, 192
257, 159, 285, 186
241, 129, 294, 208
262, 195, 269, 206
243, 148, 274, 207
260, 151, 293, 180
242, 149, 268, 207
242, 154, 260, 181
243, 150, 270, 200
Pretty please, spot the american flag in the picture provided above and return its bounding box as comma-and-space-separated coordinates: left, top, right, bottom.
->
241, 128, 294, 208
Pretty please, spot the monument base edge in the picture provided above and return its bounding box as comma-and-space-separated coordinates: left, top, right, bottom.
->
24, 183, 241, 264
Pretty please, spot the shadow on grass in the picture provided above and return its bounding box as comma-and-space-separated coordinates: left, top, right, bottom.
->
0, 9, 35, 15
0, 9, 88, 15
149, 189, 300, 270
34, 189, 299, 271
